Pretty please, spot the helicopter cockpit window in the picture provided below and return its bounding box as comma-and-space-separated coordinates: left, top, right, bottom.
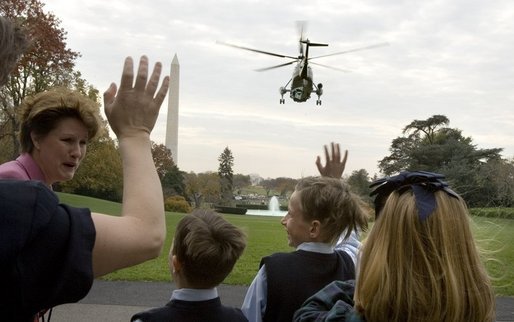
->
292, 88, 303, 99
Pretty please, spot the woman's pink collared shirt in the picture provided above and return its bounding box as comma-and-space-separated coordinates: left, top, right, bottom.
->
0, 153, 46, 182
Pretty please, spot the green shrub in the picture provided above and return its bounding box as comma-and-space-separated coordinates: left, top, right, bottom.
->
470, 207, 514, 219
164, 195, 192, 213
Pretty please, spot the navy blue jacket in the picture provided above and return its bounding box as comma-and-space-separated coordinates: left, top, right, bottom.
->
0, 180, 95, 321
131, 297, 248, 322
261, 249, 355, 322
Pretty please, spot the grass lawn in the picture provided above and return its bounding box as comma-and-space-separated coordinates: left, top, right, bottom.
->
471, 216, 514, 296
58, 192, 514, 296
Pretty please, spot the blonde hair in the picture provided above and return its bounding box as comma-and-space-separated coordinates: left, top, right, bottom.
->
171, 209, 247, 288
294, 176, 368, 243
18, 87, 102, 153
354, 190, 495, 322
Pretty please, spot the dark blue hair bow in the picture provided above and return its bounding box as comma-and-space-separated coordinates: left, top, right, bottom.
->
369, 171, 459, 221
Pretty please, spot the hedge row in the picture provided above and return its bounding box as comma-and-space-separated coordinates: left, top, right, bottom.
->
239, 204, 514, 220
470, 208, 514, 220
236, 204, 288, 211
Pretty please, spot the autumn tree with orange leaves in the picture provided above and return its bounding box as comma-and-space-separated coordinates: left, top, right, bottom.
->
0, 0, 84, 159
0, 0, 127, 201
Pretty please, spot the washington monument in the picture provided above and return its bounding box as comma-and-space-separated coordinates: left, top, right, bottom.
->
166, 54, 179, 165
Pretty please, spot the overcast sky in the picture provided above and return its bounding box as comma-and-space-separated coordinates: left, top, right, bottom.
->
43, 0, 514, 179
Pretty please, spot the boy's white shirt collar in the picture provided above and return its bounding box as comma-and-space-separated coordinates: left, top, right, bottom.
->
296, 242, 334, 254
171, 287, 218, 301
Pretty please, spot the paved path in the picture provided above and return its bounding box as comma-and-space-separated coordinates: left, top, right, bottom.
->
52, 280, 514, 321
51, 280, 247, 321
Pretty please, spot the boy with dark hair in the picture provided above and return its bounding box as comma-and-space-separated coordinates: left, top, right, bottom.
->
131, 209, 248, 322
242, 176, 368, 322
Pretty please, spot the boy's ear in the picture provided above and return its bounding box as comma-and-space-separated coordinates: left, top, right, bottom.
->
171, 255, 182, 274
309, 220, 321, 239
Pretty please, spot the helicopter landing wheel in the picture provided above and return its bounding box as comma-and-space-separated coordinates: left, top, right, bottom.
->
280, 98, 285, 104
316, 100, 322, 106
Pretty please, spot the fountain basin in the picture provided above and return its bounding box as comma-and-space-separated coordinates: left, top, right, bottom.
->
246, 209, 287, 217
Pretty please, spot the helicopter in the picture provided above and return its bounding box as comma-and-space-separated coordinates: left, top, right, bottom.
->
217, 24, 388, 105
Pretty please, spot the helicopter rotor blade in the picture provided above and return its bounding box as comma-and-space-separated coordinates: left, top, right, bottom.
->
309, 42, 389, 60
296, 21, 307, 42
216, 41, 297, 59
296, 21, 306, 55
309, 61, 352, 73
254, 60, 297, 72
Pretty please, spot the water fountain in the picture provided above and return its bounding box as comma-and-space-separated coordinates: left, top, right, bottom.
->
246, 196, 287, 217
268, 196, 280, 214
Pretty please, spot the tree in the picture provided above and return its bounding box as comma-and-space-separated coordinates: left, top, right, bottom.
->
260, 178, 275, 197
259, 177, 297, 197
466, 157, 514, 207
274, 177, 297, 197
218, 146, 234, 206
403, 114, 449, 144
184, 172, 202, 207
378, 136, 418, 175
151, 142, 175, 180
346, 169, 372, 202
184, 171, 220, 208
379, 115, 504, 206
161, 166, 186, 198
233, 173, 251, 194
150, 142, 185, 198
1, 0, 81, 158
488, 158, 514, 207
